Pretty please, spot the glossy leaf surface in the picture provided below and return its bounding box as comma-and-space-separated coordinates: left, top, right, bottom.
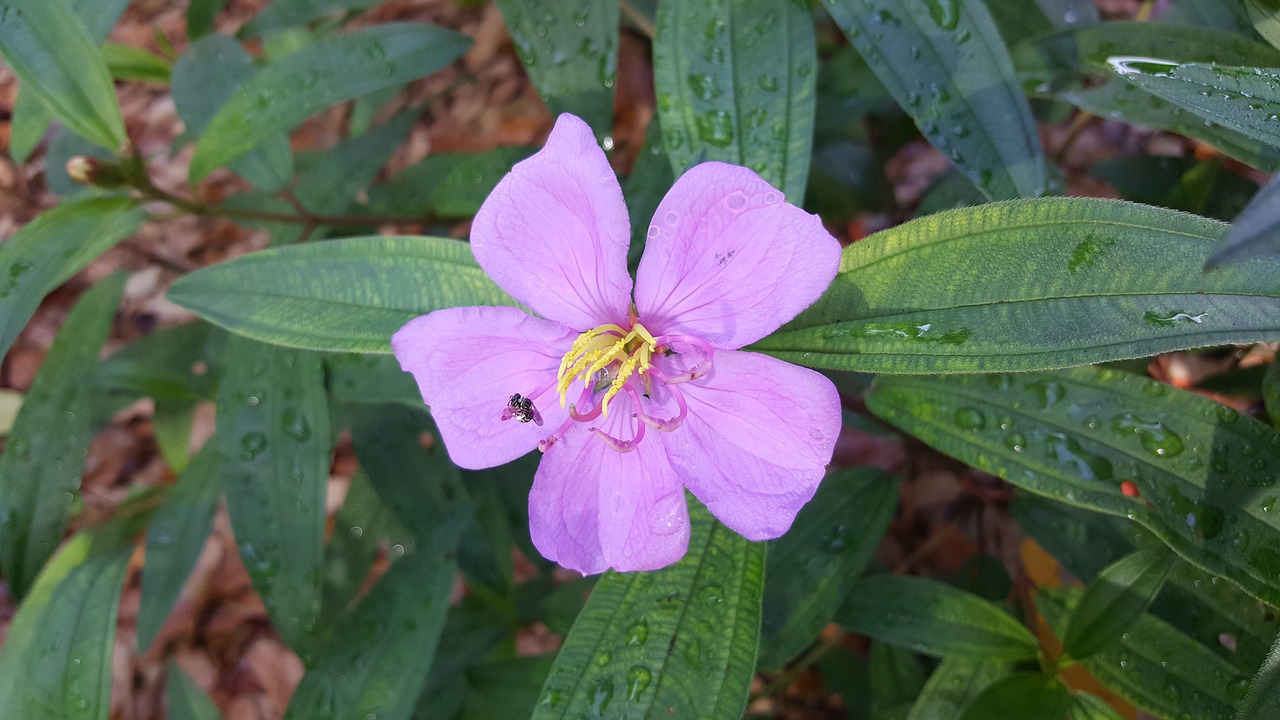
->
167, 236, 514, 353
867, 367, 1280, 608
189, 23, 470, 181
824, 0, 1049, 200
0, 273, 124, 599
1062, 544, 1173, 660
216, 338, 331, 652
531, 499, 764, 720
654, 0, 816, 200
754, 198, 1280, 374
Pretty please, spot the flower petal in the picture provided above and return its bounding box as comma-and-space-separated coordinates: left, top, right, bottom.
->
392, 306, 577, 470
530, 405, 690, 574
634, 162, 840, 349
663, 350, 840, 541
470, 113, 634, 330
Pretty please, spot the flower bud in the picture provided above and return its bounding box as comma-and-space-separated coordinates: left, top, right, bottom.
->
65, 156, 99, 184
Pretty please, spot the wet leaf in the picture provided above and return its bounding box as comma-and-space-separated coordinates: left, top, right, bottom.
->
167, 662, 222, 720
216, 337, 331, 653
867, 367, 1280, 609
1209, 173, 1280, 268
824, 0, 1049, 200
189, 23, 469, 181
167, 236, 514, 353
0, 273, 125, 599
754, 198, 1280, 374
531, 498, 763, 720
1062, 544, 1174, 660
654, 0, 816, 200
496, 0, 618, 139
836, 575, 1039, 661
907, 658, 1010, 720
961, 674, 1069, 720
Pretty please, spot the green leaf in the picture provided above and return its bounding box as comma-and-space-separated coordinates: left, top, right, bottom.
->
414, 597, 518, 719
1246, 0, 1280, 52
9, 89, 51, 164
189, 23, 470, 181
753, 198, 1280, 374
960, 673, 1069, 720
319, 467, 394, 628
623, 117, 674, 269
0, 197, 143, 362
823, 0, 1049, 200
348, 405, 469, 547
1266, 356, 1280, 428
295, 110, 417, 213
153, 400, 196, 473
186, 0, 227, 40
1236, 631, 1280, 720
102, 42, 171, 83
836, 575, 1039, 661
138, 445, 220, 652
166, 662, 222, 720
907, 658, 1009, 720
327, 353, 420, 408
1039, 587, 1248, 720
0, 533, 131, 719
654, 0, 816, 200
92, 321, 224, 402
866, 367, 1280, 608
216, 337, 331, 652
758, 467, 900, 670
1012, 22, 1280, 171
1062, 544, 1174, 660
532, 498, 764, 720
244, 0, 381, 37
495, 0, 618, 139
869, 642, 926, 720
464, 656, 556, 720
1209, 174, 1280, 267
1164, 0, 1257, 36
0, 0, 125, 150
284, 546, 456, 720
0, 273, 124, 599
171, 34, 294, 192
1110, 60, 1280, 148
364, 147, 535, 219
167, 236, 514, 353
816, 647, 871, 720
1066, 692, 1124, 720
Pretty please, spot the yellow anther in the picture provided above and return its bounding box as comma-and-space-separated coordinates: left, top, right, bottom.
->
556, 320, 659, 414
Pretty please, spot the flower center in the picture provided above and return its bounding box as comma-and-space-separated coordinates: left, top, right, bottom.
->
555, 320, 658, 417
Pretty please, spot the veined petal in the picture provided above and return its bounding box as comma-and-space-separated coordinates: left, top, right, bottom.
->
664, 350, 840, 541
470, 113, 634, 330
392, 306, 576, 470
530, 405, 690, 574
634, 162, 840, 349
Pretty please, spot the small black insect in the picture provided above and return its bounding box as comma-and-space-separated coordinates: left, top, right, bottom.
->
506, 393, 544, 426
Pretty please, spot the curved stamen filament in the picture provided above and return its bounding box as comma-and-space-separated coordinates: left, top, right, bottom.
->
627, 378, 687, 432
591, 417, 645, 453
556, 321, 659, 417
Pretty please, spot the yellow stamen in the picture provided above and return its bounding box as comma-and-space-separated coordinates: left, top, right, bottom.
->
556, 320, 658, 417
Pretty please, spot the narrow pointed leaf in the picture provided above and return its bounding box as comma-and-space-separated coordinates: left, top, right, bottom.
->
1209, 173, 1280, 267
0, 273, 124, 599
102, 43, 171, 83
0, 197, 143, 362
0, 533, 131, 719
284, 547, 456, 720
1236, 632, 1280, 720
1039, 588, 1248, 720
1247, 0, 1280, 52
138, 445, 220, 651
172, 34, 294, 192
532, 499, 764, 720
167, 236, 515, 353
867, 367, 1280, 608
907, 658, 1009, 720
189, 23, 470, 181
836, 575, 1039, 660
216, 337, 331, 652
961, 674, 1069, 720
167, 663, 222, 720
319, 468, 394, 628
823, 0, 1048, 200
1067, 692, 1124, 720
295, 111, 417, 213
496, 0, 618, 139
754, 198, 1280, 374
185, 0, 226, 40
0, 0, 125, 151
759, 467, 899, 670
1062, 544, 1174, 660
243, 0, 381, 37
654, 0, 816, 200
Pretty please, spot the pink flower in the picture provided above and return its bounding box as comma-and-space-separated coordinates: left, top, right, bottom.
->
392, 114, 842, 574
